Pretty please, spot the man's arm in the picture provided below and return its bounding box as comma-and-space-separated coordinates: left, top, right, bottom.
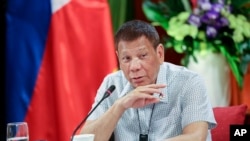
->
80, 100, 125, 141
164, 121, 209, 141
80, 84, 166, 141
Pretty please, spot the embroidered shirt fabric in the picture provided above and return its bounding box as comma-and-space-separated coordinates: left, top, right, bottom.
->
88, 62, 217, 141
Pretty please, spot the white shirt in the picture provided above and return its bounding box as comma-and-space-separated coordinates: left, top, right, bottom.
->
88, 62, 217, 141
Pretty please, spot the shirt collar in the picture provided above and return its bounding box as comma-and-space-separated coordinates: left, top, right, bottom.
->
155, 63, 168, 103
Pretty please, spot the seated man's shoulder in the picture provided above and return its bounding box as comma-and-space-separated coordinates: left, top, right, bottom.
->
164, 62, 198, 76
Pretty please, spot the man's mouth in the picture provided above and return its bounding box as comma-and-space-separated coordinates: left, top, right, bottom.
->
132, 76, 144, 83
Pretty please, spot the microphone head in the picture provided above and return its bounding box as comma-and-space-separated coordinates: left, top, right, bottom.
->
104, 85, 116, 97
109, 85, 116, 93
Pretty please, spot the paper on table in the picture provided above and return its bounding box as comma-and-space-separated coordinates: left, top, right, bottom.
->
72, 134, 95, 141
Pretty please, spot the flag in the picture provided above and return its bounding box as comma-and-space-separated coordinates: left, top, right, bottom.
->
5, 0, 117, 140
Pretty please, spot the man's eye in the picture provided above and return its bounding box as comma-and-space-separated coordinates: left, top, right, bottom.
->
140, 53, 147, 58
122, 56, 130, 62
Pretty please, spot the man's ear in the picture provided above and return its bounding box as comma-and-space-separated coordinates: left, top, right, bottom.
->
116, 51, 119, 58
156, 44, 165, 63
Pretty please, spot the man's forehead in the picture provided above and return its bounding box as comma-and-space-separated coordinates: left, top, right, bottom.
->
118, 45, 148, 54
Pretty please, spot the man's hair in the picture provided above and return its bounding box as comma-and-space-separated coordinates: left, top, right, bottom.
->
114, 20, 160, 50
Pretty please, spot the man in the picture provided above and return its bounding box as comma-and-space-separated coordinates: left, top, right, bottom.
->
81, 20, 217, 141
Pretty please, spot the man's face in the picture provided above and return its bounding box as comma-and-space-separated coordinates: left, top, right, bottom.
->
117, 36, 164, 88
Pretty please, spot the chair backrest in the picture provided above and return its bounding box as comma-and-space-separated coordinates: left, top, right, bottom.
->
211, 104, 248, 141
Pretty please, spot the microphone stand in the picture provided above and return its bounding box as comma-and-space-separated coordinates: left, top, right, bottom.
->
70, 85, 115, 141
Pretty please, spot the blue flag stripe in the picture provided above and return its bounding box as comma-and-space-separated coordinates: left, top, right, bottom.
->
5, 0, 51, 122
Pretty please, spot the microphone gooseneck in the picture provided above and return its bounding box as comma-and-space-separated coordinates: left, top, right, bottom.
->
70, 85, 116, 141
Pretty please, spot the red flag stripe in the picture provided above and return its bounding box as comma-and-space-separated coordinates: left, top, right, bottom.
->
25, 0, 117, 141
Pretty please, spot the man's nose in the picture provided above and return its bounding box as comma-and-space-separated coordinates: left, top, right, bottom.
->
130, 58, 141, 71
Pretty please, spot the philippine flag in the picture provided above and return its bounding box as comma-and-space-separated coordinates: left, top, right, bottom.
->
5, 0, 117, 140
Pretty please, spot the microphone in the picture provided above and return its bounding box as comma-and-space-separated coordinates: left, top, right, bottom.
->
70, 85, 116, 141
